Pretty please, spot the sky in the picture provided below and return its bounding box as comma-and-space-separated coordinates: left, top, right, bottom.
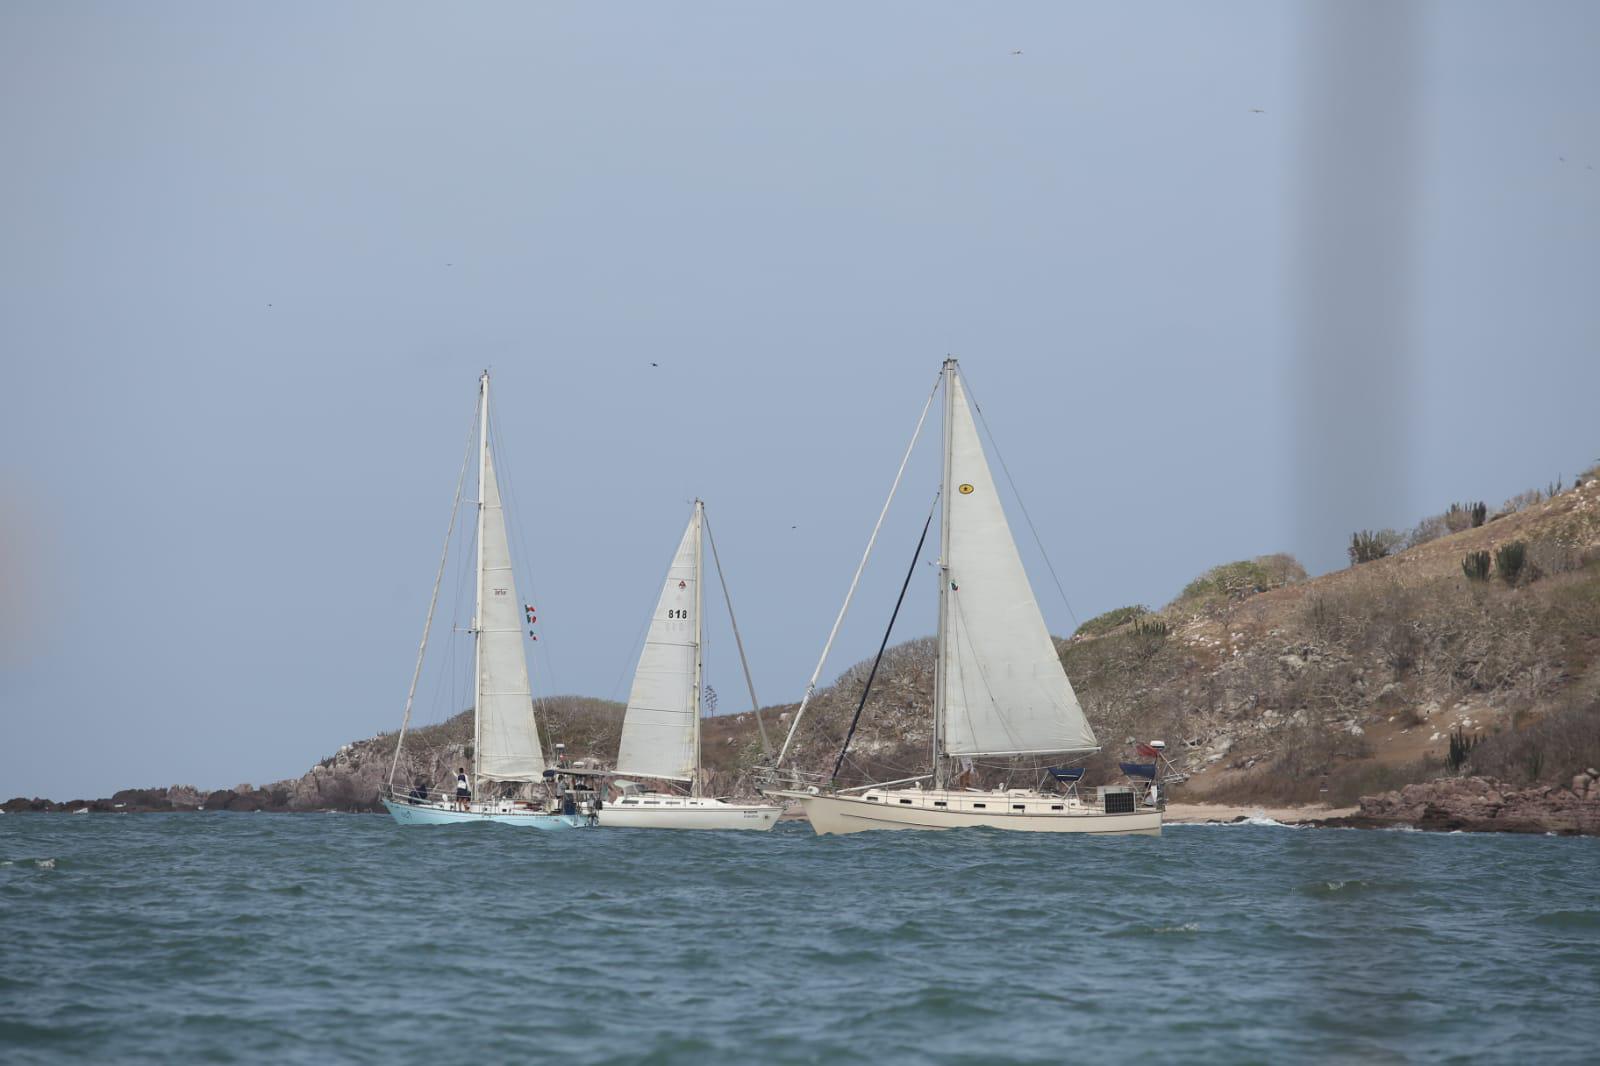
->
1, 2, 1596, 799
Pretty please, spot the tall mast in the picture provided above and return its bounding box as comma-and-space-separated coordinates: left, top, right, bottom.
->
933, 357, 957, 790
691, 499, 706, 797
472, 370, 489, 799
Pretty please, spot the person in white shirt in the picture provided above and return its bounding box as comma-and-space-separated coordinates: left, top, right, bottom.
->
454, 768, 471, 811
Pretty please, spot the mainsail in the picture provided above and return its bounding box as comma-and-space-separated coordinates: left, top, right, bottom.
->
614, 507, 701, 781
474, 436, 548, 781
939, 370, 1097, 757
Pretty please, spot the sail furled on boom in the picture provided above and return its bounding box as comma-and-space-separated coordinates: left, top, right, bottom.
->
614, 509, 700, 781
939, 371, 1097, 757
475, 443, 549, 780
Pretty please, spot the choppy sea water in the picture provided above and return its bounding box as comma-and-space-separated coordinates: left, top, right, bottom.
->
2, 814, 1598, 1064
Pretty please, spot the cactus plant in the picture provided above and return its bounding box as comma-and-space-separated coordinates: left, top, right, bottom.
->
1349, 530, 1397, 565
1495, 541, 1527, 585
1462, 551, 1491, 581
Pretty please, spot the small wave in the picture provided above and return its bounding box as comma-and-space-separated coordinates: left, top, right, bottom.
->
1533, 910, 1600, 930
1238, 813, 1292, 827
1110, 922, 1200, 937
1169, 809, 1310, 828
34, 858, 56, 870
1304, 879, 1371, 895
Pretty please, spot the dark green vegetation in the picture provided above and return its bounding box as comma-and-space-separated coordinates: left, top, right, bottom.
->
1175, 554, 1306, 605
1074, 605, 1149, 638
1462, 550, 1491, 582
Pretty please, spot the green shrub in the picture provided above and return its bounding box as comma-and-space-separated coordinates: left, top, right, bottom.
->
1462, 551, 1491, 582
1471, 502, 1488, 528
1406, 513, 1450, 549
1496, 541, 1527, 586
1177, 554, 1307, 605
1074, 605, 1148, 638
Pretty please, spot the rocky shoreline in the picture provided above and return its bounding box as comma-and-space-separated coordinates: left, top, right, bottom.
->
4, 784, 309, 815
11, 773, 1600, 837
1318, 773, 1600, 836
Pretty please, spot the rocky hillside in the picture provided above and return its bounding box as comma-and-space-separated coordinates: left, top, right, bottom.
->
13, 468, 1599, 828
724, 471, 1600, 816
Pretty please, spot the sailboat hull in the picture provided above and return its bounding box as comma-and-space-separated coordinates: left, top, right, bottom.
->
382, 798, 592, 829
596, 795, 781, 831
782, 789, 1162, 836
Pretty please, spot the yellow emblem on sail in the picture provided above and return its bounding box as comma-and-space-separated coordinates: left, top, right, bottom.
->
958, 483, 974, 495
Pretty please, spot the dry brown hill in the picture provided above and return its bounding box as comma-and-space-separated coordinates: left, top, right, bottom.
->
40, 467, 1595, 815
719, 469, 1600, 805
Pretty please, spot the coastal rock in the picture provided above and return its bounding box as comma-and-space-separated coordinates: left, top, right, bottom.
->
111, 788, 173, 811
1350, 776, 1600, 835
202, 790, 236, 810
168, 785, 203, 809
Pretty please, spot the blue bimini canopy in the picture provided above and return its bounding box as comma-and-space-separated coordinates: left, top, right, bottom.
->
1048, 767, 1086, 782
1119, 762, 1158, 780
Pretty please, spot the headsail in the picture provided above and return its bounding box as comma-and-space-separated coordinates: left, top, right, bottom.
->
939, 370, 1097, 757
614, 507, 700, 781
475, 439, 548, 781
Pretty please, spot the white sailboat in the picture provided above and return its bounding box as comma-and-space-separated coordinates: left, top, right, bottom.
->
771, 359, 1161, 835
382, 372, 593, 828
597, 500, 782, 830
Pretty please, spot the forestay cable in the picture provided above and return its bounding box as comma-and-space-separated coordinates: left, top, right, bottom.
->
775, 368, 943, 768
703, 508, 772, 756
388, 397, 480, 788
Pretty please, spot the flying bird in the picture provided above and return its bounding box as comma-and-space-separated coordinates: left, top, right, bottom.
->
1250, 108, 1266, 114
650, 362, 659, 367
1010, 49, 1023, 55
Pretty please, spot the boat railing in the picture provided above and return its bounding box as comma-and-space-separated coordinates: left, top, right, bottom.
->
380, 784, 464, 806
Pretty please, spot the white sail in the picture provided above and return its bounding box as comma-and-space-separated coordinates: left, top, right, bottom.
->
614, 508, 700, 781
475, 441, 547, 781
939, 372, 1097, 757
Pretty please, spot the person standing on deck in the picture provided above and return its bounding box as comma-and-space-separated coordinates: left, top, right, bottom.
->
454, 768, 471, 810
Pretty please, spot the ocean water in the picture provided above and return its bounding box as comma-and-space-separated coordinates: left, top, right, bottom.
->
2, 815, 1597, 1064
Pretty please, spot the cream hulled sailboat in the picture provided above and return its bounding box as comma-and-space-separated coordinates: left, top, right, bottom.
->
769, 359, 1162, 835
382, 372, 593, 828
597, 500, 782, 830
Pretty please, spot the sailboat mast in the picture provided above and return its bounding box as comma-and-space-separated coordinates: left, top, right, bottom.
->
933, 357, 957, 790
691, 499, 706, 798
472, 371, 489, 799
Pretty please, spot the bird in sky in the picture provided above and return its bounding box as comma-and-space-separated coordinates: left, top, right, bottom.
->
1250, 108, 1266, 113
1010, 49, 1023, 55
650, 362, 659, 367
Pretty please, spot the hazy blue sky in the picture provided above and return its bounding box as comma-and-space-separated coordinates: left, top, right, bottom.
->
2, 2, 1596, 799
